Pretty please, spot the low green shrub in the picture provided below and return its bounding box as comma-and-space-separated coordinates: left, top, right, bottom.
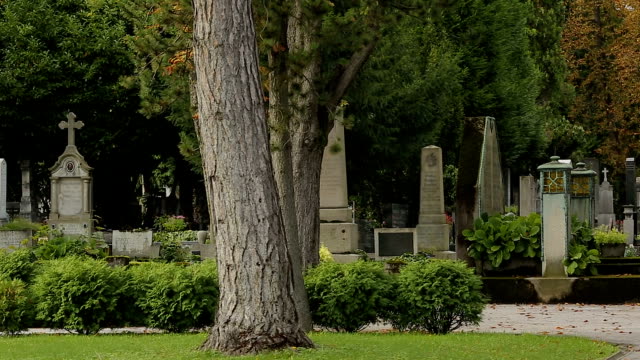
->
564, 220, 600, 276
593, 226, 626, 245
33, 236, 107, 260
385, 259, 487, 334
0, 218, 40, 231
154, 215, 188, 232
32, 257, 127, 334
463, 213, 541, 268
0, 277, 33, 335
129, 260, 219, 332
0, 249, 37, 283
304, 261, 394, 332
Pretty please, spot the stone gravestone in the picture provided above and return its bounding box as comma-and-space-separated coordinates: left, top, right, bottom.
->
519, 175, 537, 216
48, 113, 93, 236
455, 116, 505, 261
584, 157, 600, 216
19, 160, 36, 221
0, 159, 8, 224
625, 158, 637, 241
319, 115, 358, 253
415, 146, 453, 258
597, 168, 615, 228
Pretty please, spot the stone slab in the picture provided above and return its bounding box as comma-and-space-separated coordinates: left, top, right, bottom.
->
416, 223, 450, 251
0, 159, 7, 222
320, 223, 359, 254
419, 146, 446, 224
0, 230, 33, 251
51, 221, 91, 236
319, 208, 352, 223
433, 250, 456, 260
332, 254, 361, 264
374, 228, 417, 258
181, 241, 216, 259
519, 175, 537, 216
112, 230, 155, 257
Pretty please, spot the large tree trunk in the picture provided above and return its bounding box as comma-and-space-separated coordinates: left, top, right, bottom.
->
267, 4, 312, 332
288, 1, 324, 269
193, 0, 313, 355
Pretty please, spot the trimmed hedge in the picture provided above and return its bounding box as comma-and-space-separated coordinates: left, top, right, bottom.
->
31, 257, 129, 334
385, 259, 487, 334
0, 277, 33, 335
129, 260, 219, 332
305, 261, 394, 332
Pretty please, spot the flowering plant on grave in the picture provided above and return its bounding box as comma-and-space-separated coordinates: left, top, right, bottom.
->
154, 215, 188, 232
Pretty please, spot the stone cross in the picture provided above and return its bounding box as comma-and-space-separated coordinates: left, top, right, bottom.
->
602, 168, 609, 183
58, 112, 84, 147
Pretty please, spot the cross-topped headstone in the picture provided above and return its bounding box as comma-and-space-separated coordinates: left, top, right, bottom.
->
58, 112, 84, 147
602, 168, 609, 183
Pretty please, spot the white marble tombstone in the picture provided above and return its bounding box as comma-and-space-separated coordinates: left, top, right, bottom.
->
48, 113, 93, 236
0, 159, 8, 223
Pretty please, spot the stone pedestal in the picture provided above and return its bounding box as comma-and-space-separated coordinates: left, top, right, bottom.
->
597, 171, 615, 228
320, 223, 358, 254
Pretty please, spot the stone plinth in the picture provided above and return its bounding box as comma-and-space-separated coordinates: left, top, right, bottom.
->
624, 205, 635, 245
0, 230, 33, 251
319, 208, 352, 223
320, 223, 358, 254
112, 230, 159, 258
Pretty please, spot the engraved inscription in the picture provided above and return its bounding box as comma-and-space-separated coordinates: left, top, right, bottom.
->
59, 178, 83, 216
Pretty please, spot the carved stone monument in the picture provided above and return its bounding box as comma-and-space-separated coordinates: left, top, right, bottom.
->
0, 159, 8, 224
319, 115, 358, 253
597, 168, 615, 228
19, 160, 36, 221
415, 146, 453, 259
48, 112, 93, 236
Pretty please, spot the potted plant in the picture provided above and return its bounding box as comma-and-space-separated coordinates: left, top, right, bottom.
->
593, 226, 627, 257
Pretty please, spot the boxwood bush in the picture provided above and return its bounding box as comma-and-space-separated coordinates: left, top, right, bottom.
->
0, 277, 33, 335
0, 249, 37, 283
31, 257, 128, 334
129, 260, 219, 332
384, 259, 487, 334
304, 261, 394, 332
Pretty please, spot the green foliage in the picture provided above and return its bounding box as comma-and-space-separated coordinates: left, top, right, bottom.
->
32, 257, 127, 334
0, 278, 33, 335
319, 244, 334, 263
158, 240, 190, 263
563, 220, 600, 276
463, 213, 541, 268
154, 215, 188, 232
0, 249, 37, 283
33, 235, 107, 260
384, 260, 487, 334
0, 219, 40, 231
304, 261, 394, 332
593, 226, 627, 245
129, 261, 219, 332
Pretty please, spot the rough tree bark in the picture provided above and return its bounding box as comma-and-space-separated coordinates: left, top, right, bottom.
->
192, 0, 313, 354
267, 3, 312, 332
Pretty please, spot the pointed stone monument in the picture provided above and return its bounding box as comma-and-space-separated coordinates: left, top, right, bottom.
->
597, 168, 615, 228
48, 112, 93, 236
319, 114, 358, 253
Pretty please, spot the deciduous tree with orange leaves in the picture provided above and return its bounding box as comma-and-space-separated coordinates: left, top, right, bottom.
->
563, 0, 640, 171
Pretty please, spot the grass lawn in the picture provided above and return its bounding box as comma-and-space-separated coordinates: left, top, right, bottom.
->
0, 332, 617, 360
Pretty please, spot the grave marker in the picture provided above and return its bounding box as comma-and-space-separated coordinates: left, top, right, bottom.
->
48, 112, 93, 236
597, 168, 615, 228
